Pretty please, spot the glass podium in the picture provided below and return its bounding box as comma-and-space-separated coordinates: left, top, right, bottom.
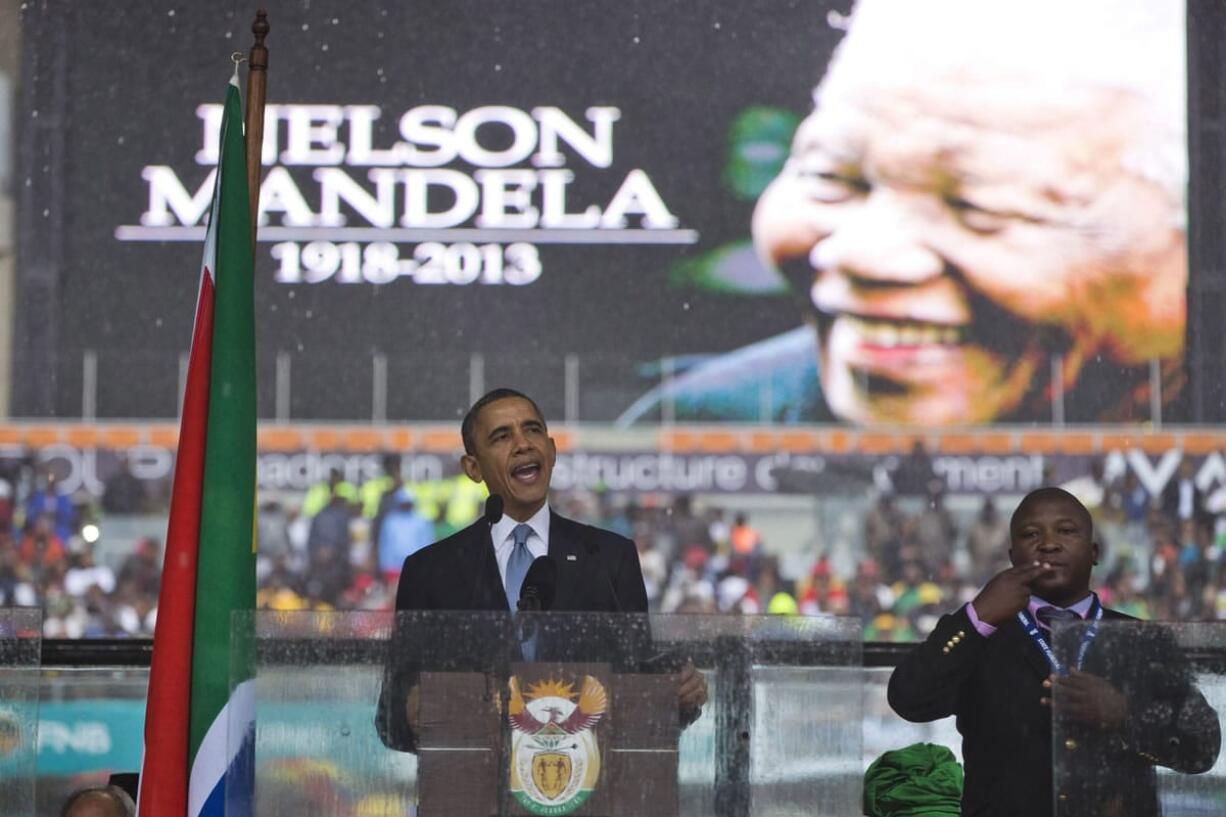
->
1052, 621, 1225, 817
231, 611, 861, 816
0, 608, 42, 817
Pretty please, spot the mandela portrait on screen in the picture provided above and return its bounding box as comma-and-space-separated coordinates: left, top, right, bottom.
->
618, 0, 1186, 426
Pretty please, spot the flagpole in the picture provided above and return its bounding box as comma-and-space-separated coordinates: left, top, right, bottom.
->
245, 9, 269, 253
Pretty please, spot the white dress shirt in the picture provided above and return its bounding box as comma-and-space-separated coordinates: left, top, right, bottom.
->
490, 503, 551, 594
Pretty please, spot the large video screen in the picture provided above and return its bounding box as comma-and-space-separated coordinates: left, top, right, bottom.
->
15, 0, 1187, 425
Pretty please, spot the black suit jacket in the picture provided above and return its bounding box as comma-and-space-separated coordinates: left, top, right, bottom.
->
1161, 478, 1207, 525
377, 511, 650, 750
392, 511, 648, 614
888, 606, 1220, 817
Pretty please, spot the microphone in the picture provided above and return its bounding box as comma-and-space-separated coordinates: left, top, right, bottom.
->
483, 494, 504, 525
469, 494, 504, 608
587, 541, 624, 613
516, 556, 556, 664
517, 556, 557, 612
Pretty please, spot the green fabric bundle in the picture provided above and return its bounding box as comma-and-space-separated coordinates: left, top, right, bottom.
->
863, 742, 964, 817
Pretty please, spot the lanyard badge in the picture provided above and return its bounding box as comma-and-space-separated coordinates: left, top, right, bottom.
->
1016, 597, 1103, 677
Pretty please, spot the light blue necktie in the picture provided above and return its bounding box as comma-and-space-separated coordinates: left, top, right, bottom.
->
505, 523, 534, 610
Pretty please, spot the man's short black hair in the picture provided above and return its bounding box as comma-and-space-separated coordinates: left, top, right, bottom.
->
1010, 486, 1093, 538
460, 388, 547, 455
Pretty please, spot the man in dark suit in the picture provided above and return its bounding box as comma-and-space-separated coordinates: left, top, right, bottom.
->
1160, 458, 1207, 528
377, 387, 706, 751
888, 487, 1219, 817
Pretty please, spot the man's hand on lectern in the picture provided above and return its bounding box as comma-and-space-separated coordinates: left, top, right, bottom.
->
678, 661, 707, 712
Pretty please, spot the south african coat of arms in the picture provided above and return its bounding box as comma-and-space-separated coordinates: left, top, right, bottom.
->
508, 675, 607, 816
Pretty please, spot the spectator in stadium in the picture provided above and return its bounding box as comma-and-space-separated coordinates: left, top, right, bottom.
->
1116, 471, 1153, 581
1178, 520, 1216, 617
376, 487, 435, 586
729, 512, 763, 577
621, 0, 1185, 426
257, 565, 311, 612
755, 555, 786, 606
17, 514, 66, 584
305, 487, 355, 606
25, 468, 76, 542
864, 492, 904, 580
667, 494, 712, 567
636, 535, 667, 606
798, 555, 848, 615
109, 580, 155, 635
893, 442, 935, 497
63, 550, 116, 598
846, 559, 890, 624
595, 492, 633, 541
0, 469, 15, 535
256, 498, 294, 581
864, 611, 916, 642
717, 573, 760, 614
707, 507, 731, 552
117, 538, 161, 599
1102, 563, 1150, 620
966, 497, 1009, 584
1120, 472, 1152, 527
910, 486, 957, 577
101, 455, 147, 515
367, 453, 405, 546
1162, 458, 1208, 528
302, 468, 358, 518
0, 532, 20, 604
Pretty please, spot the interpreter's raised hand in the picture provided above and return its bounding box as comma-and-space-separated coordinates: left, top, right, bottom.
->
1043, 670, 1129, 731
678, 661, 708, 712
970, 562, 1055, 626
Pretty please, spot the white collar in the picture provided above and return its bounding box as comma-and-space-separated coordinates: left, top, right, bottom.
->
490, 503, 551, 550
1028, 592, 1097, 619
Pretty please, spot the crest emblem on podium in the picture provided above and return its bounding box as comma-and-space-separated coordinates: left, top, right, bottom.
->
508, 675, 606, 816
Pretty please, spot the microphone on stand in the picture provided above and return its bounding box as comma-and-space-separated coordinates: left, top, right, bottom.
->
483, 494, 504, 525
517, 556, 557, 612
517, 556, 557, 663
468, 494, 504, 608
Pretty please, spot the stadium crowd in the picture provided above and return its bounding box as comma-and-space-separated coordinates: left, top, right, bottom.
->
2, 453, 1225, 640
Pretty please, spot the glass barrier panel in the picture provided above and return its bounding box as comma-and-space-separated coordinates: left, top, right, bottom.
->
36, 667, 150, 814
0, 608, 42, 817
1052, 621, 1225, 817
232, 611, 861, 817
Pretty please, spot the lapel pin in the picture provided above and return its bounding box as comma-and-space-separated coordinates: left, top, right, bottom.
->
566, 554, 578, 561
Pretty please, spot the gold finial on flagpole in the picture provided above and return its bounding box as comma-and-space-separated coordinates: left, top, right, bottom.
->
244, 10, 270, 254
